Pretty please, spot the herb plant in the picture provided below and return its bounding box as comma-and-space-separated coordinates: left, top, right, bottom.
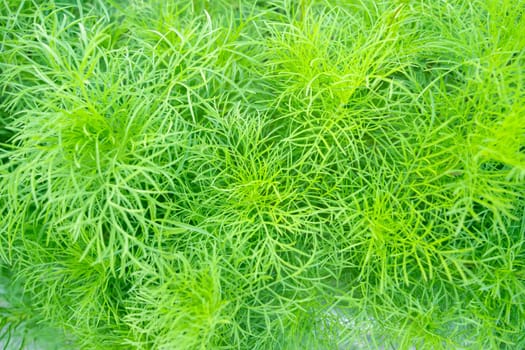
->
1, 0, 524, 349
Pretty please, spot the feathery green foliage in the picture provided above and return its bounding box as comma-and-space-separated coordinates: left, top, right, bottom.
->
1, 0, 524, 349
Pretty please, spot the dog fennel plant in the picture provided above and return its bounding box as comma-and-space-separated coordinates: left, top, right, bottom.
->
0, 0, 524, 349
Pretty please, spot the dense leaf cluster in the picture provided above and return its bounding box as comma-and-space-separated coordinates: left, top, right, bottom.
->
1, 0, 524, 349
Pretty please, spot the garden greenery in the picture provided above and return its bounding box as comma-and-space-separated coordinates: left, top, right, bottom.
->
0, 0, 524, 349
